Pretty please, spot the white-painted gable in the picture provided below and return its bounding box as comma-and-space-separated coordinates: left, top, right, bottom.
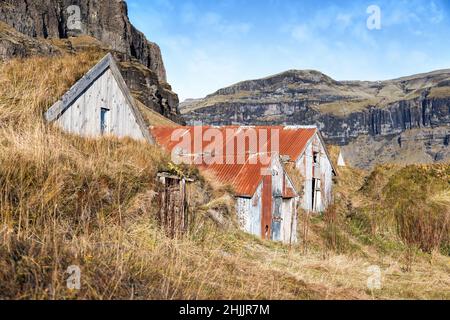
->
56, 68, 145, 140
45, 53, 153, 143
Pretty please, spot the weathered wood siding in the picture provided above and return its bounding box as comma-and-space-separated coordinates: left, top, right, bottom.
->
271, 156, 284, 242
319, 148, 334, 211
237, 131, 333, 243
236, 182, 262, 238
56, 69, 145, 141
236, 156, 299, 244
156, 175, 189, 238
297, 142, 314, 212
281, 198, 298, 244
296, 133, 334, 213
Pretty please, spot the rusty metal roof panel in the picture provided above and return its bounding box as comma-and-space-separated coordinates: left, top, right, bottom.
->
150, 126, 317, 197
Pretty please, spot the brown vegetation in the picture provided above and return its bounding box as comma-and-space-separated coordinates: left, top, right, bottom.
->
0, 52, 448, 300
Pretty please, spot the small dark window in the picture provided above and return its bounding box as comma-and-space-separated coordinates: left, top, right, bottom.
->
313, 152, 319, 164
100, 108, 110, 135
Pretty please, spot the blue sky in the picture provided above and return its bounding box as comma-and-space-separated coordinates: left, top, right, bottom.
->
127, 0, 450, 101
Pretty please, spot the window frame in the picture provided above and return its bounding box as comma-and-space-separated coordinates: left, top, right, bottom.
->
100, 107, 110, 135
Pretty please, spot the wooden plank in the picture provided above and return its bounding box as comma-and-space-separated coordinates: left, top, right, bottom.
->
156, 175, 191, 238
45, 101, 63, 122
157, 173, 194, 182
181, 179, 187, 233
316, 131, 338, 176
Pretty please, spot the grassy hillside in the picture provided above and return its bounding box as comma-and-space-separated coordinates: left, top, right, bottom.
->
0, 52, 448, 300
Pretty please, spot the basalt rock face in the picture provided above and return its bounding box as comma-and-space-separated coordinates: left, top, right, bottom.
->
185, 96, 450, 144
0, 21, 58, 59
181, 70, 450, 168
0, 0, 182, 123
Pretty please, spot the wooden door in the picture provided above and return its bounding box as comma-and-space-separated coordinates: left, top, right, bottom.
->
271, 197, 282, 241
261, 175, 272, 240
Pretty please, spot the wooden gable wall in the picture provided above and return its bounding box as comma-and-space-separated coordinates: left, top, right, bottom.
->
56, 68, 146, 141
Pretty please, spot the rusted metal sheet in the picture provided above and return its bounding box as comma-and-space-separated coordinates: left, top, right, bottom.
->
150, 126, 335, 242
150, 126, 318, 198
271, 196, 283, 241
295, 133, 335, 213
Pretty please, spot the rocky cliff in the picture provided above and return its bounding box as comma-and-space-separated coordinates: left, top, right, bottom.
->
0, 0, 182, 122
181, 70, 450, 168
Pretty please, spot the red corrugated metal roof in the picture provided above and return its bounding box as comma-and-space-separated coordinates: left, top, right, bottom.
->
150, 126, 317, 197
283, 187, 297, 199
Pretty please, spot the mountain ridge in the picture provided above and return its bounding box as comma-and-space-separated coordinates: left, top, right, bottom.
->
181, 68, 450, 169
214, 67, 450, 91
0, 0, 182, 123
182, 68, 450, 111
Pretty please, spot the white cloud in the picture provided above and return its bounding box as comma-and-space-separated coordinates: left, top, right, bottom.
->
430, 1, 444, 24
175, 48, 243, 100
179, 6, 253, 37
199, 12, 252, 35
336, 13, 353, 28
202, 12, 222, 26
291, 24, 311, 42
127, 0, 450, 101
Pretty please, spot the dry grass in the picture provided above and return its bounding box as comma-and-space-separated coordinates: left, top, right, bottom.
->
0, 51, 322, 300
284, 162, 305, 196
327, 162, 449, 297
317, 99, 376, 117
0, 49, 105, 126
135, 99, 178, 127
0, 51, 449, 300
383, 164, 450, 254
429, 86, 450, 99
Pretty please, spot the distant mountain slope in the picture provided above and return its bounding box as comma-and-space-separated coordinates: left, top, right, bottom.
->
0, 0, 182, 123
181, 69, 450, 168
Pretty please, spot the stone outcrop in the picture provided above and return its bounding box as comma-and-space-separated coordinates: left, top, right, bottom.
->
0, 21, 58, 60
0, 0, 182, 123
181, 70, 450, 168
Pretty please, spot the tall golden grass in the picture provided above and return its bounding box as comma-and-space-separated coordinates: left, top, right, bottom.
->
337, 163, 450, 253
0, 51, 324, 300
0, 51, 449, 300
383, 165, 450, 254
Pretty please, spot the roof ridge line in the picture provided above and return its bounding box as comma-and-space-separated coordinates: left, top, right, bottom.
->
45, 53, 153, 144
